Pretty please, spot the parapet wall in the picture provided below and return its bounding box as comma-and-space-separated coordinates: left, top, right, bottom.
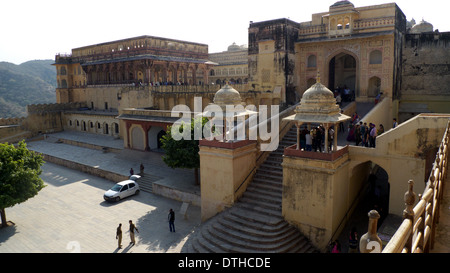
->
27, 102, 87, 114
0, 117, 26, 126
22, 102, 88, 136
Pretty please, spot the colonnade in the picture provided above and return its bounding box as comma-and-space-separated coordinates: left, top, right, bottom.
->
83, 60, 211, 86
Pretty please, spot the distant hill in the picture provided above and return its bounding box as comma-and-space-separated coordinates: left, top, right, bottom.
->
0, 60, 56, 118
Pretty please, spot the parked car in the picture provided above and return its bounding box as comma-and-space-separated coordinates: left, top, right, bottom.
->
103, 175, 141, 202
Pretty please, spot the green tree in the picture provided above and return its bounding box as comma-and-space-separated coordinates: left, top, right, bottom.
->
161, 117, 209, 185
0, 141, 45, 227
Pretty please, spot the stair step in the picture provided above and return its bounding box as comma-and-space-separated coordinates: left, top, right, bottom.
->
237, 199, 282, 217
253, 171, 283, 182
207, 224, 306, 252
242, 190, 281, 205
246, 185, 282, 199
221, 215, 286, 235
212, 222, 299, 246
251, 177, 282, 190
248, 184, 282, 196
255, 168, 283, 178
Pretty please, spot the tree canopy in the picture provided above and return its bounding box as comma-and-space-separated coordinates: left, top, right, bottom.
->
161, 117, 208, 184
0, 140, 45, 227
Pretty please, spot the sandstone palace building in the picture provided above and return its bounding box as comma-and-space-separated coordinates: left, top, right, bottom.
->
248, 1, 449, 118
1, 1, 449, 252
38, 0, 447, 151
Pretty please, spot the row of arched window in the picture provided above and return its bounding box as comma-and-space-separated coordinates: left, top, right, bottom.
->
330, 18, 351, 30
210, 67, 248, 76
306, 49, 383, 68
68, 119, 119, 136
57, 65, 84, 76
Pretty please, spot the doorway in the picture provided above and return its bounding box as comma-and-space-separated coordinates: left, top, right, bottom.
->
329, 52, 357, 101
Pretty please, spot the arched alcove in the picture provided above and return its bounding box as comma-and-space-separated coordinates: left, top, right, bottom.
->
368, 76, 381, 97
369, 50, 382, 65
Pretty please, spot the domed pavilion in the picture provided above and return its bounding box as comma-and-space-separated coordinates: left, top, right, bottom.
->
202, 83, 256, 142
283, 71, 350, 154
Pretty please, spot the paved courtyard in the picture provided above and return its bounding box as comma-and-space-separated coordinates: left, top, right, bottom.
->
0, 162, 201, 253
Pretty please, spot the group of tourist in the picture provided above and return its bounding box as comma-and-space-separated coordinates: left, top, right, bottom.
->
115, 209, 176, 249
133, 80, 194, 87
346, 112, 385, 148
334, 85, 354, 104
298, 125, 336, 153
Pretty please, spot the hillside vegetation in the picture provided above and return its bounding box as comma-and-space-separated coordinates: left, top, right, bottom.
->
0, 60, 56, 118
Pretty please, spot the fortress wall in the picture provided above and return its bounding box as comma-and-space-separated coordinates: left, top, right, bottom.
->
399, 32, 450, 121
22, 102, 88, 135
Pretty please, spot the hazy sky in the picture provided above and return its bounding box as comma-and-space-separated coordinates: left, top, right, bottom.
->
0, 0, 448, 65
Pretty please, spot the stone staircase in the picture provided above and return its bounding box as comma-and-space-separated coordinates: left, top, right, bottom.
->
137, 173, 154, 193
182, 126, 319, 253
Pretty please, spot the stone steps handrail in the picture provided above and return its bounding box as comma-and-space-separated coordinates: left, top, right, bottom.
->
381, 119, 449, 253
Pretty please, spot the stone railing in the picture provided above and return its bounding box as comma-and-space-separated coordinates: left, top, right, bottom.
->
353, 16, 396, 30
298, 16, 396, 37
360, 119, 449, 253
298, 24, 328, 35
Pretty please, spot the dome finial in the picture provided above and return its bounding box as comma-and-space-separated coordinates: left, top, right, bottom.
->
316, 70, 321, 84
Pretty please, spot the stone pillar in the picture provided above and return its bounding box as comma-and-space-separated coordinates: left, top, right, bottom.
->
282, 151, 349, 251
359, 210, 383, 253
193, 64, 198, 85
403, 179, 416, 252
334, 124, 338, 151
199, 140, 257, 222
296, 123, 301, 150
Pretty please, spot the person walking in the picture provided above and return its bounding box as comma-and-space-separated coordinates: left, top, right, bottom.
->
129, 168, 134, 177
116, 223, 122, 249
355, 123, 361, 146
378, 124, 385, 135
360, 122, 367, 147
328, 126, 334, 152
393, 118, 398, 128
129, 220, 139, 245
369, 123, 377, 148
168, 208, 175, 232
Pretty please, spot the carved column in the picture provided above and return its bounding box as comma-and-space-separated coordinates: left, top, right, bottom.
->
359, 210, 383, 253
403, 180, 416, 220
403, 179, 416, 252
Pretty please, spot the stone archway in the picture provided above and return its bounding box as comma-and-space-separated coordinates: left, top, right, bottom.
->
148, 126, 165, 150
350, 161, 390, 224
327, 50, 359, 99
131, 126, 145, 151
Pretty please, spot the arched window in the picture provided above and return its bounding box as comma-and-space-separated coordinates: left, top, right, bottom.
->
369, 50, 382, 64
60, 66, 67, 75
337, 19, 343, 30
368, 76, 381, 97
344, 17, 350, 29
330, 18, 337, 30
307, 55, 317, 68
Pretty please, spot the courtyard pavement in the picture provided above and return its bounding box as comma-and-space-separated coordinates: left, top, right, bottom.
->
0, 162, 201, 253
